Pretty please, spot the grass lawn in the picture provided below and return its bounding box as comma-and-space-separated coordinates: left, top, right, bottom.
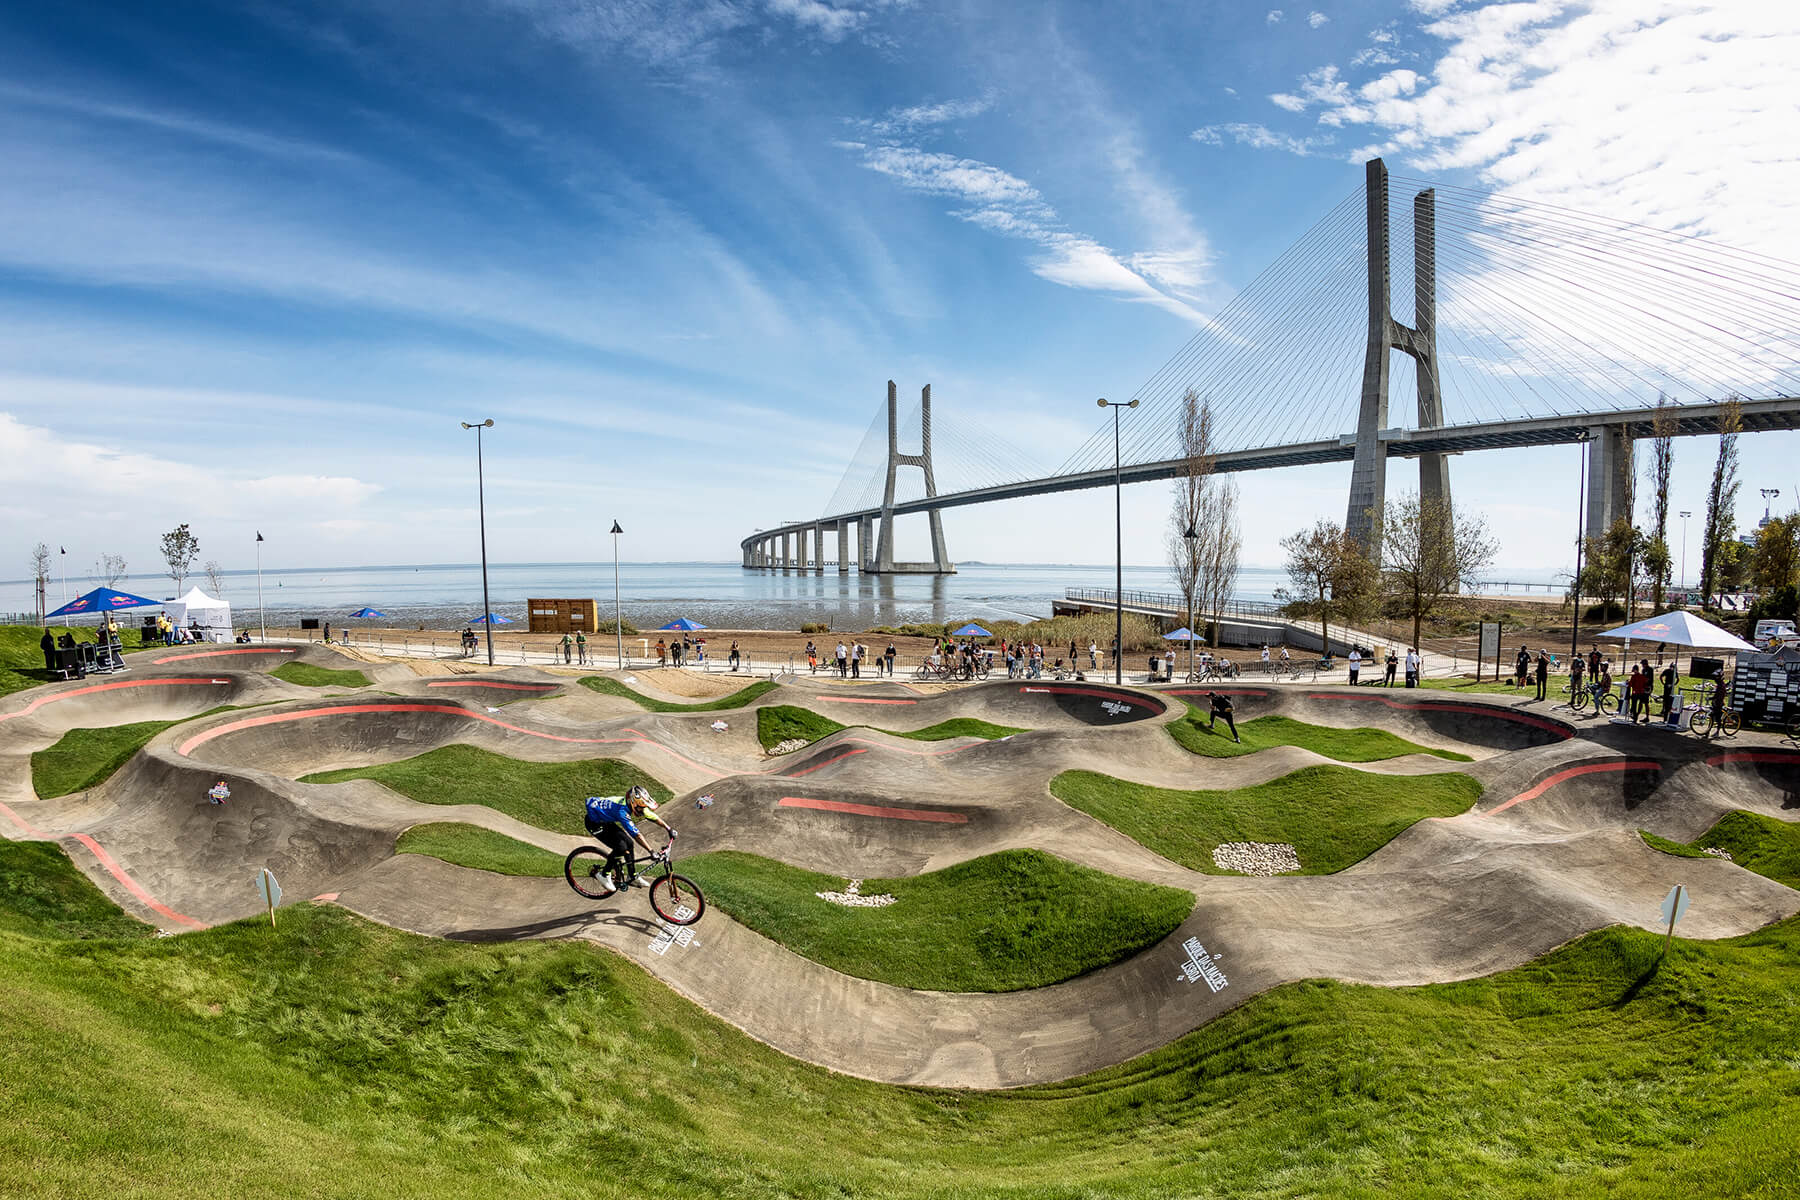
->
1417, 671, 1705, 703
2, 839, 1798, 1197
300, 745, 671, 835
1052, 765, 1483, 874
271, 661, 371, 688
757, 703, 1023, 751
30, 707, 236, 799
1641, 812, 1800, 889
1171, 710, 1471, 762
577, 675, 776, 712
678, 848, 1193, 992
0, 624, 151, 700
396, 822, 564, 877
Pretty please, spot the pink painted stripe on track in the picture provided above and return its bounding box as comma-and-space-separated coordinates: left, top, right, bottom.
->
151, 648, 297, 664
1017, 685, 1168, 713
0, 678, 230, 724
1481, 760, 1662, 818
425, 680, 557, 691
815, 695, 918, 705
0, 799, 45, 837
778, 796, 969, 824
1168, 688, 1270, 699
1706, 750, 1800, 768
64, 834, 209, 929
783, 747, 869, 776
1304, 692, 1573, 737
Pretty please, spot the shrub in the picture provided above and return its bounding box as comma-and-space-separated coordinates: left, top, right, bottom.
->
799, 621, 833, 634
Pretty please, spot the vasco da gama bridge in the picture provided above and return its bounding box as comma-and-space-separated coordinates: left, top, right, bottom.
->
742, 159, 1800, 574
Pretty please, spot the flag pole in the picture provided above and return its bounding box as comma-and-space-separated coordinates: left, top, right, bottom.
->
256, 532, 266, 642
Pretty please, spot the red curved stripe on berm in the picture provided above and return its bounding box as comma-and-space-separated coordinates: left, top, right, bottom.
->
1304, 692, 1572, 737
65, 833, 208, 929
1481, 759, 1662, 818
424, 680, 557, 691
783, 747, 869, 777
1017, 685, 1168, 713
1168, 688, 1270, 699
1706, 750, 1800, 768
778, 796, 968, 823
152, 648, 297, 664
816, 695, 918, 705
0, 678, 230, 724
176, 704, 725, 779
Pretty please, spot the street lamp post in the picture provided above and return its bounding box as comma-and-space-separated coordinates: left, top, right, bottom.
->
460, 419, 496, 666
1099, 397, 1138, 684
1679, 510, 1692, 593
1570, 430, 1591, 664
1183, 523, 1198, 680
610, 520, 624, 670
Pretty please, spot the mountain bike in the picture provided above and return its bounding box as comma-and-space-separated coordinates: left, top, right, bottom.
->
1567, 681, 1619, 716
564, 834, 706, 926
1685, 683, 1741, 740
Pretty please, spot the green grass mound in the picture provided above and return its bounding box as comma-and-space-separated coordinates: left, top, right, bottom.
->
0, 841, 155, 939
0, 624, 150, 700
578, 675, 776, 712
30, 708, 237, 799
271, 661, 371, 689
1641, 812, 1800, 889
2, 841, 1799, 1197
757, 704, 1024, 751
300, 745, 670, 835
396, 822, 564, 877
679, 848, 1192, 992
1052, 765, 1483, 874
1172, 711, 1471, 762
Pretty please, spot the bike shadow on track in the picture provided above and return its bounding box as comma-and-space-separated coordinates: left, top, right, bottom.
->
445, 908, 662, 942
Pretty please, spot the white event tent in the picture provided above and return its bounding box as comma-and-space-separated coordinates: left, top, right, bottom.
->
163, 586, 234, 642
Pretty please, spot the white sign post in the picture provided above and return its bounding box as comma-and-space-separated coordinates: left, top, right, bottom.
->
1660, 883, 1690, 956
255, 868, 282, 930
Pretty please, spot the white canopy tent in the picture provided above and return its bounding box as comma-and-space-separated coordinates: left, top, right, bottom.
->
163, 586, 233, 643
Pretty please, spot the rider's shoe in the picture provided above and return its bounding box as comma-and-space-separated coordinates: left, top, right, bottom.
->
596, 876, 619, 896
628, 875, 650, 888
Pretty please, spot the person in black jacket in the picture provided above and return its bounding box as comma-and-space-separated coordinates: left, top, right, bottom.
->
1206, 691, 1240, 743
40, 628, 56, 671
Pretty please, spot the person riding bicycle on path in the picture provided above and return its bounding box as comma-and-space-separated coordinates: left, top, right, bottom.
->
583, 785, 674, 897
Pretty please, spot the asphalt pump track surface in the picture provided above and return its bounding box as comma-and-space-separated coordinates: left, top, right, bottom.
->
2, 646, 1797, 1087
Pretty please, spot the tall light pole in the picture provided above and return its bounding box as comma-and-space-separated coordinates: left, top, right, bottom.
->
1761, 488, 1781, 523
1099, 397, 1138, 684
460, 419, 496, 666
255, 531, 266, 642
1182, 522, 1198, 679
610, 520, 624, 670
1679, 510, 1692, 593
1570, 430, 1591, 663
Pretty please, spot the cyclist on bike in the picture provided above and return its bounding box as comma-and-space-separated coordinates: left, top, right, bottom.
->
582, 785, 674, 897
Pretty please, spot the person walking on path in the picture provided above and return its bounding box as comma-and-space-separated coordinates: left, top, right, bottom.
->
1404, 647, 1420, 687
884, 641, 897, 676
576, 631, 587, 665
1514, 645, 1531, 690
728, 641, 741, 671
561, 632, 573, 664
1206, 691, 1240, 743
1534, 650, 1549, 701
1348, 646, 1362, 686
655, 638, 667, 667
805, 640, 818, 673
835, 641, 848, 679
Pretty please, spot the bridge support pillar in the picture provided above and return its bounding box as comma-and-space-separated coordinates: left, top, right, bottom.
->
871, 380, 956, 575
859, 518, 874, 573
1586, 425, 1635, 541
1347, 158, 1449, 558
837, 522, 849, 573
813, 524, 826, 574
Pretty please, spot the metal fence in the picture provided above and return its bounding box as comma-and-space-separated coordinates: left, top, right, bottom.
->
1062, 588, 1288, 621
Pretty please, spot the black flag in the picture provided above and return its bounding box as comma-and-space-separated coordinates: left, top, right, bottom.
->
256, 532, 264, 542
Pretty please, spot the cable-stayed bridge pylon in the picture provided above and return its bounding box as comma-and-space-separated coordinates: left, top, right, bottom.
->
742, 159, 1800, 574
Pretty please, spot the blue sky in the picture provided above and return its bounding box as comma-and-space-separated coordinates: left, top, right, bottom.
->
2, 0, 1796, 586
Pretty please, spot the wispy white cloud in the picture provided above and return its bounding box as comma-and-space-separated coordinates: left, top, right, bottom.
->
764, 0, 865, 42
1266, 10, 1285, 25
1308, 11, 1329, 28
859, 93, 995, 137
1192, 122, 1332, 157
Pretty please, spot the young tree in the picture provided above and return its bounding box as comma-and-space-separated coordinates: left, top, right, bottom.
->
1377, 492, 1498, 650
1579, 518, 1644, 619
161, 524, 201, 592
92, 554, 127, 587
29, 542, 50, 624
1751, 514, 1800, 594
203, 559, 226, 595
1645, 398, 1675, 608
1167, 388, 1213, 655
1280, 519, 1376, 654
1198, 477, 1242, 648
1699, 398, 1742, 604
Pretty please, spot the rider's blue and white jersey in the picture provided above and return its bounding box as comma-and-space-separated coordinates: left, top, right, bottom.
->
584, 795, 641, 838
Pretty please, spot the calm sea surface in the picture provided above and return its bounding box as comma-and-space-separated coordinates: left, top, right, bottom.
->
6, 561, 1560, 630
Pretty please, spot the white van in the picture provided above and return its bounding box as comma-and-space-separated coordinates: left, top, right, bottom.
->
1754, 619, 1799, 647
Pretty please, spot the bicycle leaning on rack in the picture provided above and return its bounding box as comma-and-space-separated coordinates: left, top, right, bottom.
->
564, 833, 706, 925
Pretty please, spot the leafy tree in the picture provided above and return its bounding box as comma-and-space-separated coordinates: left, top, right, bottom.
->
1751, 514, 1800, 595
1279, 519, 1377, 654
1700, 398, 1742, 603
1646, 399, 1675, 608
1375, 492, 1498, 650
1578, 518, 1643, 617
161, 524, 201, 592
1166, 389, 1242, 658
29, 543, 50, 623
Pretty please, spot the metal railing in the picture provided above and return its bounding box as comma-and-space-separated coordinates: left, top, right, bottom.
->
1062, 588, 1287, 621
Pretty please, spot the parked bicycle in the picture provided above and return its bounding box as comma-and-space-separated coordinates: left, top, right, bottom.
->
1685, 682, 1741, 739
564, 834, 706, 926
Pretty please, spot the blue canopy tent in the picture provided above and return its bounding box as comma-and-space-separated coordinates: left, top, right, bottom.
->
46, 586, 163, 621
348, 607, 387, 620
951, 623, 992, 637
469, 612, 514, 625
1162, 627, 1204, 642
660, 617, 707, 632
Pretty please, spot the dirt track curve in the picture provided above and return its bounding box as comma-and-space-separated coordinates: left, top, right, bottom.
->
2, 643, 1795, 1087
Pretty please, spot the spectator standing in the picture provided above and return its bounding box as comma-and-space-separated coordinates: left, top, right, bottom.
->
39, 628, 55, 671
1348, 646, 1362, 686
1534, 650, 1549, 701
576, 631, 587, 665
1659, 662, 1679, 722
561, 632, 573, 664
1384, 649, 1398, 687
805, 641, 818, 673
835, 641, 848, 679
884, 641, 897, 676
728, 641, 741, 671
323, 622, 331, 644
655, 638, 667, 667
1515, 645, 1531, 689
1404, 647, 1420, 687
1089, 640, 1099, 669
850, 641, 863, 679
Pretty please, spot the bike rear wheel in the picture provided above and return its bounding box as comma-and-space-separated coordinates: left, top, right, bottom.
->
1596, 692, 1619, 716
564, 846, 618, 900
650, 873, 706, 925
1569, 689, 1589, 712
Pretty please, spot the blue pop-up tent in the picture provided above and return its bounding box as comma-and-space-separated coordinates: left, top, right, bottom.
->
469, 612, 514, 625
47, 586, 163, 620
951, 622, 991, 637
660, 617, 707, 632
348, 607, 387, 620
1162, 627, 1205, 642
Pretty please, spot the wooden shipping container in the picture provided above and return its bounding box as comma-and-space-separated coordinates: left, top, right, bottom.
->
527, 598, 598, 635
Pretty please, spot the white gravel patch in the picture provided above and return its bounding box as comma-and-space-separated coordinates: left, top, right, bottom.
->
1702, 846, 1734, 861
1212, 842, 1301, 876
769, 738, 811, 755
815, 878, 897, 908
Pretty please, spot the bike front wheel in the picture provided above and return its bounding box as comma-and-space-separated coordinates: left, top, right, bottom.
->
564, 846, 618, 900
650, 873, 706, 925
1719, 710, 1742, 737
